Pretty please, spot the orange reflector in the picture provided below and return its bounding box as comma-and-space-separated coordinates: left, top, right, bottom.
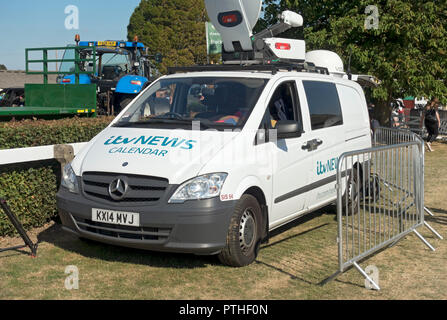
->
130, 80, 142, 86
275, 43, 291, 50
62, 79, 71, 83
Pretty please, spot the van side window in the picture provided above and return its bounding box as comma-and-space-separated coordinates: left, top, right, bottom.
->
266, 81, 302, 130
303, 81, 343, 130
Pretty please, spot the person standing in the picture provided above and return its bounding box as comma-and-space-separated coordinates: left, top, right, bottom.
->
368, 103, 380, 134
421, 97, 441, 152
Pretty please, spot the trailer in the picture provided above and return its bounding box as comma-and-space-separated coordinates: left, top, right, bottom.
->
0, 46, 97, 120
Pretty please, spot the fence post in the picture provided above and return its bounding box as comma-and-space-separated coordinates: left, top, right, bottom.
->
54, 144, 75, 175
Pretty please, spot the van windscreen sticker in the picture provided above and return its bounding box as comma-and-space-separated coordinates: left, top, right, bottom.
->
104, 135, 197, 157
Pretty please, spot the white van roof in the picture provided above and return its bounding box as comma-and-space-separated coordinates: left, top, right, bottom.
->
164, 68, 345, 81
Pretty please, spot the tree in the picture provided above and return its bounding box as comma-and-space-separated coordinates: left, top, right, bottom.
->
258, 1, 447, 124
128, 0, 208, 74
0, 64, 6, 71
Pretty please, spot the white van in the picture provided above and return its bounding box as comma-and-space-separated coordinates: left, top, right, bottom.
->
56, 63, 371, 266
56, 2, 373, 266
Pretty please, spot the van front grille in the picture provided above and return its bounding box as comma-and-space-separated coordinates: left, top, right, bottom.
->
73, 216, 171, 242
82, 172, 169, 206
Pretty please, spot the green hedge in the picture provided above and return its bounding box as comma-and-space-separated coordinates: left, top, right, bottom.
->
0, 116, 114, 150
0, 164, 59, 236
0, 117, 114, 236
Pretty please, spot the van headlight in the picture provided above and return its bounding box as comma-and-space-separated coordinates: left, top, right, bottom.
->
61, 163, 79, 194
169, 173, 228, 203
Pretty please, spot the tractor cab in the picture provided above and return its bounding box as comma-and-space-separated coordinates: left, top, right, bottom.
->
58, 37, 161, 114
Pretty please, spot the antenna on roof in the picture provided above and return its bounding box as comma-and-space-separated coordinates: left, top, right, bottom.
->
347, 47, 353, 80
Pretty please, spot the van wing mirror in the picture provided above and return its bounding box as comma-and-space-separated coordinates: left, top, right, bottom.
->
276, 120, 302, 139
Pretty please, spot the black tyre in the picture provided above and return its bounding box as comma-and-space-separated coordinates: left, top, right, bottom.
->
119, 97, 132, 110
113, 95, 134, 115
364, 174, 381, 203
342, 171, 361, 215
218, 195, 263, 267
114, 97, 132, 115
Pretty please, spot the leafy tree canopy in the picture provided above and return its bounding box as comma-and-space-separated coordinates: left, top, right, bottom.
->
259, 0, 447, 122
128, 0, 208, 74
0, 64, 7, 71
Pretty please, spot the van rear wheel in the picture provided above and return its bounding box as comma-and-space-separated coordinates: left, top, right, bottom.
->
218, 195, 262, 267
343, 171, 361, 215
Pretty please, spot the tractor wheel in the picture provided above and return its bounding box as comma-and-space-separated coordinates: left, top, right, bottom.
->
113, 95, 134, 115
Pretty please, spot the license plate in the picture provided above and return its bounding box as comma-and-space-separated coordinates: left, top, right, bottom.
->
92, 208, 140, 227
98, 41, 117, 47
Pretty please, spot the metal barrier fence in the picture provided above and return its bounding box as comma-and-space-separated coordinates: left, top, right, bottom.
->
337, 142, 424, 290
374, 127, 423, 146
440, 120, 447, 136
323, 128, 442, 290
398, 110, 447, 138
374, 127, 445, 231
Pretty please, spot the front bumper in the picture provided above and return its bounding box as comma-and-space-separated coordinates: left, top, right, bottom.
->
56, 187, 236, 255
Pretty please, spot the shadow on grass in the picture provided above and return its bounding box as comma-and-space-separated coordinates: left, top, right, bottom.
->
426, 207, 447, 226
254, 260, 314, 285
267, 206, 335, 239
255, 206, 337, 285
36, 223, 218, 269
36, 205, 337, 271
0, 250, 29, 259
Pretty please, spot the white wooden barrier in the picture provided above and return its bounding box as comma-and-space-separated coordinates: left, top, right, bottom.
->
0, 143, 87, 166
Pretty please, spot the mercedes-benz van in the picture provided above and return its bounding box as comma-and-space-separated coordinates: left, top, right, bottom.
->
56, 61, 372, 266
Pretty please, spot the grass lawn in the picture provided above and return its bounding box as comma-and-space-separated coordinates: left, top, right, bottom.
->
0, 142, 446, 300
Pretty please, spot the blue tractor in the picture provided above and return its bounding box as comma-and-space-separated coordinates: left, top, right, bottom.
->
58, 36, 161, 115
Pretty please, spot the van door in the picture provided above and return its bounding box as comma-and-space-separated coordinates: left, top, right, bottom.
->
299, 80, 346, 209
265, 80, 314, 228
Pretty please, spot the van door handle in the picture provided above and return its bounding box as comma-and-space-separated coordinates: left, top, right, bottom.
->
314, 139, 323, 147
302, 139, 323, 151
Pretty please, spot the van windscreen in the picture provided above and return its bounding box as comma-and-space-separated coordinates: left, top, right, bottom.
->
114, 77, 269, 130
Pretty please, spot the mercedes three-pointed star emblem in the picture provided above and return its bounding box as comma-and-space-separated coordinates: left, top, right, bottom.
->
108, 178, 129, 201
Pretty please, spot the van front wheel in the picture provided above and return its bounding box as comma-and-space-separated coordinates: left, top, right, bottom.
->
218, 195, 262, 267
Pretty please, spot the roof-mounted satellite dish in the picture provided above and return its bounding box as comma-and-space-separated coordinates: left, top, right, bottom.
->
205, 0, 262, 52
306, 50, 346, 78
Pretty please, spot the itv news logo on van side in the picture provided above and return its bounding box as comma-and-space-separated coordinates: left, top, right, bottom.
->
317, 158, 339, 176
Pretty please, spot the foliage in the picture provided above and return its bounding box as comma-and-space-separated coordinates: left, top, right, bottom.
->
0, 64, 7, 71
258, 0, 447, 123
0, 116, 113, 236
0, 164, 58, 236
127, 0, 209, 73
0, 116, 113, 150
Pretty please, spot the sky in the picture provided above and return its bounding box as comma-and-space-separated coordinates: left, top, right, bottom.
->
0, 0, 141, 70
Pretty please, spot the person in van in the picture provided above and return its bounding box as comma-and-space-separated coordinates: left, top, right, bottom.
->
421, 97, 441, 152
269, 83, 294, 127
